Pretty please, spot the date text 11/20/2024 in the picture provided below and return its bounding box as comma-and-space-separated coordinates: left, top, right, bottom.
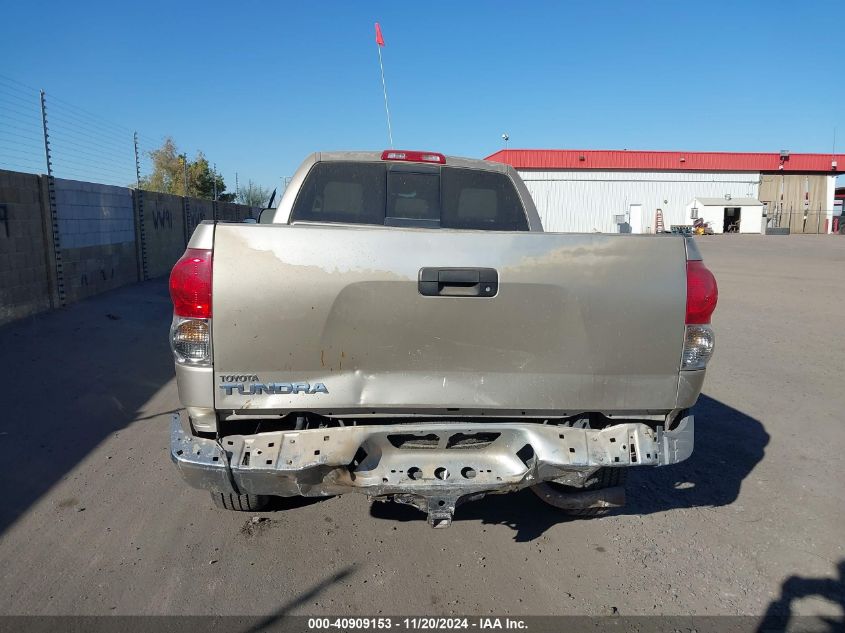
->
307, 618, 527, 630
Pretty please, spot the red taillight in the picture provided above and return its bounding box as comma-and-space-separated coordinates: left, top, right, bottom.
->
170, 249, 212, 318
686, 260, 717, 324
381, 150, 446, 164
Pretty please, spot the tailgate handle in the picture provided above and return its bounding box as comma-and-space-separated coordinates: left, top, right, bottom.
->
418, 268, 498, 297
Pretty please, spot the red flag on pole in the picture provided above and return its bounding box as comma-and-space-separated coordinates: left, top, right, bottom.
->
374, 21, 392, 146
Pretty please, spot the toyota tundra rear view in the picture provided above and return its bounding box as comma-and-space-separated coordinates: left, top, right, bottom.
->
168, 150, 718, 527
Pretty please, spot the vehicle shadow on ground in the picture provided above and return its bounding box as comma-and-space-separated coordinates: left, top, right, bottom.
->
757, 560, 844, 632
622, 393, 769, 516
265, 495, 330, 512
239, 566, 354, 631
369, 486, 574, 541
0, 280, 176, 537
370, 394, 769, 541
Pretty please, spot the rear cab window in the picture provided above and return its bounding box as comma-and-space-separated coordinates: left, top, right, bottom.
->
291, 162, 528, 231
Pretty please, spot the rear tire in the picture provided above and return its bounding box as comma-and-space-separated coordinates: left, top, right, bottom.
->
211, 492, 270, 512
531, 468, 627, 516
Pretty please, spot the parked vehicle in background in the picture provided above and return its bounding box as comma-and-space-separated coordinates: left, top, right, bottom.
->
169, 150, 718, 527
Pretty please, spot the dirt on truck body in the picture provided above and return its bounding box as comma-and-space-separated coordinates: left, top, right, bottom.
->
169, 150, 718, 527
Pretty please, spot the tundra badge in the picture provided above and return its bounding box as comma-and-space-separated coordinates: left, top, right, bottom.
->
219, 382, 329, 395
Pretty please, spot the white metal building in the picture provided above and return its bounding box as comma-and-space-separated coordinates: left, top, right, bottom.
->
685, 198, 764, 234
485, 150, 844, 234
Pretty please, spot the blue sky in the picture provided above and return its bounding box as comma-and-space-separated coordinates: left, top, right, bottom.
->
2, 0, 843, 192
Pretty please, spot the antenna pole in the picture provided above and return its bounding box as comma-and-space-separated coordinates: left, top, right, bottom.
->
377, 44, 393, 148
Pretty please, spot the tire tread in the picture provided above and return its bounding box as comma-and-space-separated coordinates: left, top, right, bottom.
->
211, 492, 270, 512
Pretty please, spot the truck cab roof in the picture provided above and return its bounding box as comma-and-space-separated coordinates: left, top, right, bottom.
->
265, 151, 542, 230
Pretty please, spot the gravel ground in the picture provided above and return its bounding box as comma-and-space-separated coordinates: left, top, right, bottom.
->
0, 234, 842, 618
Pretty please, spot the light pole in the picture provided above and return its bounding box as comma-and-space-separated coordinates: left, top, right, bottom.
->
501, 133, 509, 151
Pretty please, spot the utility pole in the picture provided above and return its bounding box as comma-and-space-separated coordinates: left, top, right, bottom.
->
235, 171, 239, 202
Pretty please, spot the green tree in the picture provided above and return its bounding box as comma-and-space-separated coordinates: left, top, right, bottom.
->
237, 180, 272, 207
189, 152, 234, 201
139, 137, 182, 194
139, 137, 233, 201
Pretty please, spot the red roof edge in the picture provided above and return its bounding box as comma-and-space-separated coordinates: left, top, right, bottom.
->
485, 149, 845, 174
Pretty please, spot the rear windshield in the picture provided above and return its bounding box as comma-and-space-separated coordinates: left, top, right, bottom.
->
290, 162, 528, 231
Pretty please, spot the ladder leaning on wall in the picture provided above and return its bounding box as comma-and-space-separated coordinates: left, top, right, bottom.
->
654, 208, 665, 233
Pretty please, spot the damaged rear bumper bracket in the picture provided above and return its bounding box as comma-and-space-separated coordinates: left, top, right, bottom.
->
171, 413, 693, 527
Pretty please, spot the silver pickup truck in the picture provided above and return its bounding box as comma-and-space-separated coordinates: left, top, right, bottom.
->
169, 150, 718, 527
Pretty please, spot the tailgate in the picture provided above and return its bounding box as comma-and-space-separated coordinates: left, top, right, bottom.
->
212, 224, 687, 414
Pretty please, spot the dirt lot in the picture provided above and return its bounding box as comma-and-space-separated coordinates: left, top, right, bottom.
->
0, 235, 842, 618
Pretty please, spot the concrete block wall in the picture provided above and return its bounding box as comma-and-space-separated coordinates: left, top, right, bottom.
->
136, 190, 186, 279
55, 178, 136, 247
0, 169, 259, 326
0, 170, 52, 326
186, 198, 214, 238
54, 178, 139, 303
217, 201, 256, 223
60, 241, 139, 304
216, 202, 236, 222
